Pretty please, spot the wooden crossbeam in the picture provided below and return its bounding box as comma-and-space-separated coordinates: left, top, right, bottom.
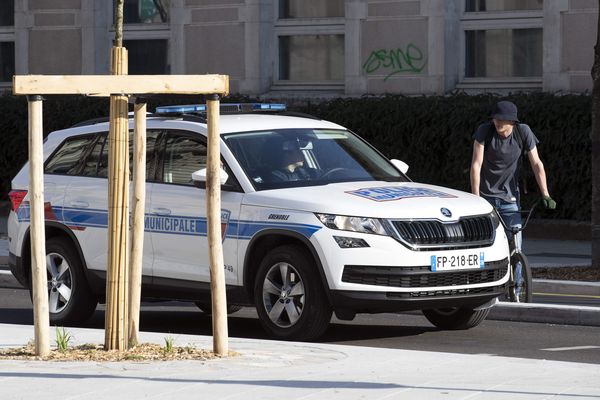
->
13, 74, 229, 96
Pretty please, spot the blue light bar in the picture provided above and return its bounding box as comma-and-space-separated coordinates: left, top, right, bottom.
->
155, 104, 207, 114
155, 103, 287, 114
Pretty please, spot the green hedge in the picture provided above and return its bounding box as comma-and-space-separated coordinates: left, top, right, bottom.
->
0, 93, 591, 221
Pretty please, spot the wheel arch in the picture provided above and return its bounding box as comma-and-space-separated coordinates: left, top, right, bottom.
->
242, 229, 332, 305
20, 222, 90, 288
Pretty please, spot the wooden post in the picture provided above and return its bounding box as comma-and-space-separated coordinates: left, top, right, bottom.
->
128, 100, 146, 347
27, 95, 50, 357
206, 95, 228, 356
104, 45, 129, 351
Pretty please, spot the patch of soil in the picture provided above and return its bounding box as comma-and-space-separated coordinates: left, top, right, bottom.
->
532, 266, 600, 282
0, 343, 236, 362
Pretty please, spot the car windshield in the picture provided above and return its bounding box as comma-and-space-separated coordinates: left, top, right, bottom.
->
222, 129, 409, 190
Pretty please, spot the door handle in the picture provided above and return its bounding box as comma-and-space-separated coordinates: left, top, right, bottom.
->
69, 201, 89, 208
151, 207, 172, 215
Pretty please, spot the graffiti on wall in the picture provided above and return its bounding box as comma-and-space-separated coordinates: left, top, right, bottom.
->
362, 44, 427, 80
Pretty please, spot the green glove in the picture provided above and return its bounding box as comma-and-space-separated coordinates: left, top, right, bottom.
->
543, 196, 556, 210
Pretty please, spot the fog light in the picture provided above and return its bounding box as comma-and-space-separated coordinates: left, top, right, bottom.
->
333, 236, 369, 248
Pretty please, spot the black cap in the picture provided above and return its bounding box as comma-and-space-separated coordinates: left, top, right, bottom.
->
491, 101, 519, 122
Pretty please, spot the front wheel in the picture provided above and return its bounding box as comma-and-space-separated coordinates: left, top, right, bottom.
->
508, 252, 533, 303
254, 245, 332, 341
422, 307, 490, 330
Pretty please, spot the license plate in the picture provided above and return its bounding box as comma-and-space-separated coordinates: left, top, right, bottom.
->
431, 252, 484, 271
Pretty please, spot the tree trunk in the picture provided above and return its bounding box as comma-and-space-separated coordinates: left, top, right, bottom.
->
592, 0, 600, 269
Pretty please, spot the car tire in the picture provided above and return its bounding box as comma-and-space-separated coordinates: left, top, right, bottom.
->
34, 237, 98, 325
254, 244, 332, 341
422, 307, 490, 330
194, 302, 242, 315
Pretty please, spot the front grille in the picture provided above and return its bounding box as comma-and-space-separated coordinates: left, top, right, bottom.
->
341, 258, 507, 289
386, 285, 505, 299
392, 215, 495, 248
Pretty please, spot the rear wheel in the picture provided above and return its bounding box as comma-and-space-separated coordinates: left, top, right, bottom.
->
33, 237, 97, 325
508, 252, 533, 303
254, 245, 331, 341
422, 307, 490, 330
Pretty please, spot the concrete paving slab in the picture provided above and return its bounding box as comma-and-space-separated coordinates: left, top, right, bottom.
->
0, 323, 599, 400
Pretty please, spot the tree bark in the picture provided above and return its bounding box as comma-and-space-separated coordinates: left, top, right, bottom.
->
592, 0, 600, 269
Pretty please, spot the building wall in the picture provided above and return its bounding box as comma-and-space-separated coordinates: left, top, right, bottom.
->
3, 0, 598, 96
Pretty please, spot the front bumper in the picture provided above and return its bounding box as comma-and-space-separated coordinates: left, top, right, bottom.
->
330, 283, 506, 314
329, 257, 508, 314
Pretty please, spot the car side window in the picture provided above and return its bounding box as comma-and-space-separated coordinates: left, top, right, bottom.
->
95, 130, 160, 179
162, 135, 207, 185
45, 135, 97, 175
81, 135, 106, 177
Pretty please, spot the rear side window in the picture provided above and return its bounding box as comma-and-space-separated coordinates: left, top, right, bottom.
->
45, 135, 97, 175
88, 130, 160, 179
81, 135, 107, 177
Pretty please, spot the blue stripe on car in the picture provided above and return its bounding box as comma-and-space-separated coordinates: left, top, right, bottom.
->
20, 206, 322, 239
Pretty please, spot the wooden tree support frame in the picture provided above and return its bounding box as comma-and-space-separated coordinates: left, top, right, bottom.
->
14, 73, 229, 355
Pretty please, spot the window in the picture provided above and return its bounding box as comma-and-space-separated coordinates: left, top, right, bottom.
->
162, 135, 206, 186
223, 129, 406, 191
45, 136, 98, 175
123, 39, 169, 74
279, 0, 344, 19
81, 135, 107, 177
113, 1, 170, 75
274, 1, 345, 86
279, 35, 344, 81
465, 28, 542, 78
460, 0, 543, 88
0, 41, 14, 82
465, 0, 542, 12
95, 130, 160, 179
118, 0, 170, 24
0, 0, 14, 26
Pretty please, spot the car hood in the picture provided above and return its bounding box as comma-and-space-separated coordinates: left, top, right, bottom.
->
242, 181, 493, 220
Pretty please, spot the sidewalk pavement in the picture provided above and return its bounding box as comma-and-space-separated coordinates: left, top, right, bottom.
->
1, 323, 599, 400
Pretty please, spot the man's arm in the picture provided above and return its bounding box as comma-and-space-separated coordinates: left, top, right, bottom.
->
470, 140, 484, 196
527, 147, 550, 197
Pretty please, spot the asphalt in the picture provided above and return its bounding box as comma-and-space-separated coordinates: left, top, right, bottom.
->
0, 215, 599, 399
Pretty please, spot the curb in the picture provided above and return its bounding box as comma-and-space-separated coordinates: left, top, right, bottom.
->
489, 302, 600, 327
534, 279, 600, 297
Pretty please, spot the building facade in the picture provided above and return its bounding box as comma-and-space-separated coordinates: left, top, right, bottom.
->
0, 0, 597, 96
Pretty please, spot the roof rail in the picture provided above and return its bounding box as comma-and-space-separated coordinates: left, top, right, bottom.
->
70, 113, 161, 128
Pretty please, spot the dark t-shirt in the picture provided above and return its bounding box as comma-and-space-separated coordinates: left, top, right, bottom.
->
473, 122, 538, 203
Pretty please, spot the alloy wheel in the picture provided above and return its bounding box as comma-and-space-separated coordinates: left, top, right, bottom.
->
261, 262, 305, 328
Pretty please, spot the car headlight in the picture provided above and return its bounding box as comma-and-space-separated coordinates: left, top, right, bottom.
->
315, 213, 391, 236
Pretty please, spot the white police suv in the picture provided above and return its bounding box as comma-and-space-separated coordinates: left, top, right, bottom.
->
8, 103, 510, 341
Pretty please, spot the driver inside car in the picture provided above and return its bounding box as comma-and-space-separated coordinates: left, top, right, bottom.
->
270, 140, 315, 182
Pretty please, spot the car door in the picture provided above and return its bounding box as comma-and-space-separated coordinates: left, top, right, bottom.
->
63, 130, 158, 278
149, 130, 243, 285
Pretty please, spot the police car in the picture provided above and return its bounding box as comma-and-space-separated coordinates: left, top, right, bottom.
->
7, 103, 510, 341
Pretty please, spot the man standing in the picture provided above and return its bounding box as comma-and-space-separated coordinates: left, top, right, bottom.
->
470, 100, 556, 248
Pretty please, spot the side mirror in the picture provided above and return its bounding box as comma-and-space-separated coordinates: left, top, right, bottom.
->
391, 159, 409, 174
191, 167, 229, 188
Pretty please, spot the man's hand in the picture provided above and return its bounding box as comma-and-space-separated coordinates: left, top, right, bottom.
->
542, 196, 557, 210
